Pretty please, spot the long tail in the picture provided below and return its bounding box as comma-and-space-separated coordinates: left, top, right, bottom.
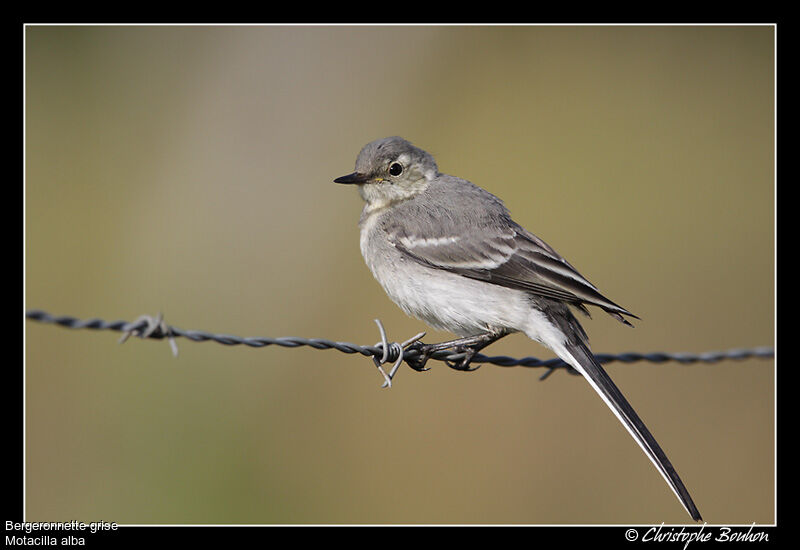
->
558, 339, 702, 522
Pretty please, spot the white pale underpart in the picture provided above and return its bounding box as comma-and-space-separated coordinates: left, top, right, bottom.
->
360, 214, 532, 336
521, 306, 570, 348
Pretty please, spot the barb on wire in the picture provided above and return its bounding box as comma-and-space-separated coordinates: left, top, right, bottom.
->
118, 312, 179, 357
25, 309, 775, 388
372, 319, 426, 388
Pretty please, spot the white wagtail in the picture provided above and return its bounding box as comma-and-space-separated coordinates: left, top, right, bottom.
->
334, 136, 701, 522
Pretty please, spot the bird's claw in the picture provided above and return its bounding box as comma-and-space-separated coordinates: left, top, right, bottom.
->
405, 343, 481, 372
443, 346, 481, 371
404, 344, 433, 372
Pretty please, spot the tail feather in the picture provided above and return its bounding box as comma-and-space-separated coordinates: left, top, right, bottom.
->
559, 340, 702, 522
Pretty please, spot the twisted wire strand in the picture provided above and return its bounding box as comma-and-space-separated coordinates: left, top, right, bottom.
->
25, 309, 774, 376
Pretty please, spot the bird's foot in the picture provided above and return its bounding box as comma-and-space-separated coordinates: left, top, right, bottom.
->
443, 346, 482, 371
404, 342, 482, 372
404, 342, 435, 372
404, 330, 509, 373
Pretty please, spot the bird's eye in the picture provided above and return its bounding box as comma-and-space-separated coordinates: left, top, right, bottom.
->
389, 163, 403, 176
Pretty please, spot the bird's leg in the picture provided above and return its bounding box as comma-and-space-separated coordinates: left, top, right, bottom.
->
443, 330, 511, 371
406, 330, 510, 372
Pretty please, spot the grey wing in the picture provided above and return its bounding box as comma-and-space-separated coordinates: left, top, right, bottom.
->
385, 214, 638, 325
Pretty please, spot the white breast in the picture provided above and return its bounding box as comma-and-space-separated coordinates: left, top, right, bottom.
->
359, 210, 532, 337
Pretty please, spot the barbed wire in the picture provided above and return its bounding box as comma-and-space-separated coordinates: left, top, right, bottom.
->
25, 309, 775, 387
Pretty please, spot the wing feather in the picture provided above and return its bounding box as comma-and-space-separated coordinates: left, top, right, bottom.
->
385, 216, 638, 323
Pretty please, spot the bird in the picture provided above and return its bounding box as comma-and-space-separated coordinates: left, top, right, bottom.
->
334, 136, 701, 522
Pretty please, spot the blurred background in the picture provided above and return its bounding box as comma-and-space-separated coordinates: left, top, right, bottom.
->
24, 25, 774, 525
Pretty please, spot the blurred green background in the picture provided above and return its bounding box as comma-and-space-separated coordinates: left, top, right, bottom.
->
24, 25, 774, 525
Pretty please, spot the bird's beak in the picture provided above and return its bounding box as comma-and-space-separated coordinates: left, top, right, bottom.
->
334, 172, 371, 185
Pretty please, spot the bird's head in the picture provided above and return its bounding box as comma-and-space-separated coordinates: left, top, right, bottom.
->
334, 136, 438, 211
